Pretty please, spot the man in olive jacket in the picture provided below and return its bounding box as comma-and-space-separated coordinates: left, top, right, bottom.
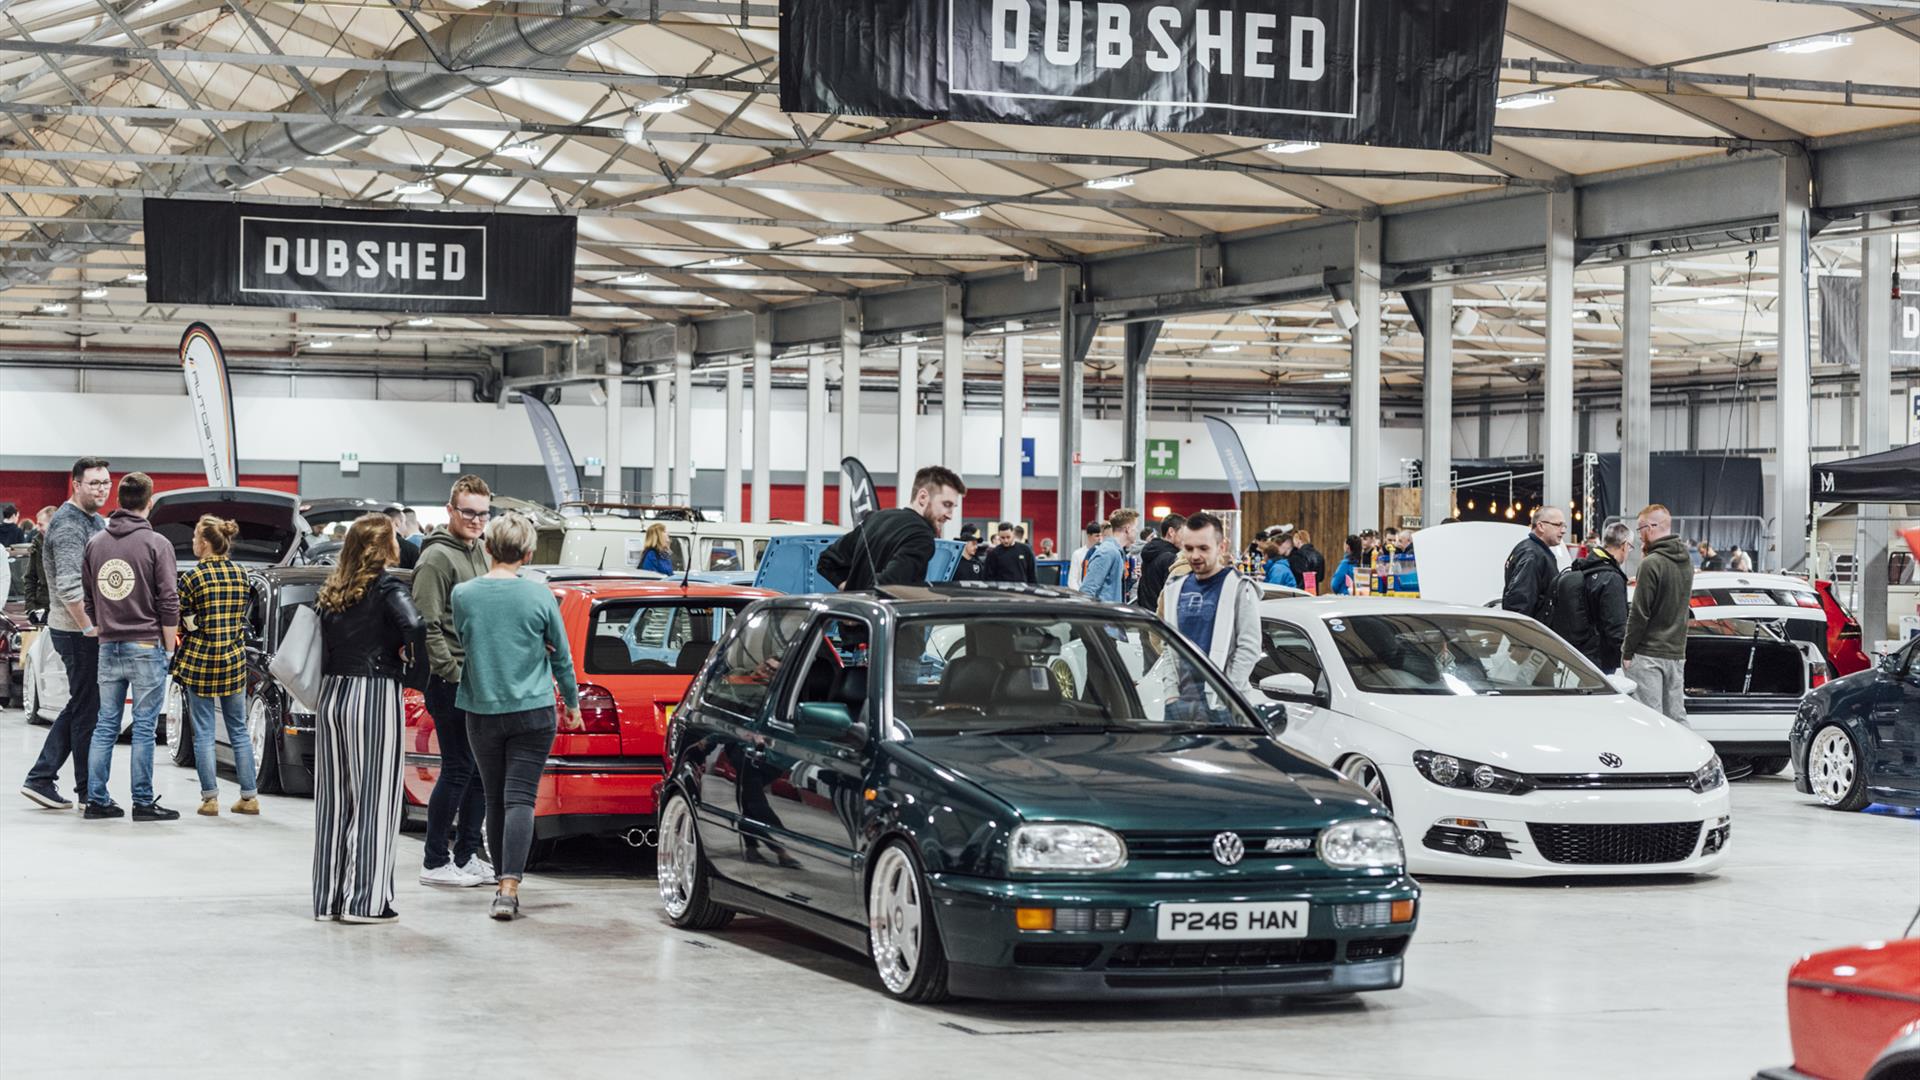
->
411, 475, 494, 886
1623, 503, 1694, 722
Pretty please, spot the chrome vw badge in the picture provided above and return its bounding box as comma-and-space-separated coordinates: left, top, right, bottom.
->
1212, 832, 1245, 866
1598, 752, 1624, 769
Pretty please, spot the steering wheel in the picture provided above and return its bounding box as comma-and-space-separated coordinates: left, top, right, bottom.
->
925, 703, 987, 717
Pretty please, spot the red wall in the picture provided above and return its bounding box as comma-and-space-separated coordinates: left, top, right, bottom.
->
0, 470, 300, 518
741, 484, 1210, 550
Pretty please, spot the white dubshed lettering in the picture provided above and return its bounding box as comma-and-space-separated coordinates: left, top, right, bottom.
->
984, 2, 1330, 83
264, 236, 288, 275
356, 241, 380, 278
992, 0, 1030, 60
1145, 6, 1181, 72
325, 239, 349, 278
1043, 0, 1081, 64
1095, 3, 1131, 68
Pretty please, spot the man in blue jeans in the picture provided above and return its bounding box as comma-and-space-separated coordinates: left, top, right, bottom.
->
19, 458, 112, 811
82, 472, 180, 821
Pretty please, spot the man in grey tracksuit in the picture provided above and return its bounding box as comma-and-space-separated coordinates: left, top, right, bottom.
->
19, 458, 112, 811
1624, 504, 1694, 722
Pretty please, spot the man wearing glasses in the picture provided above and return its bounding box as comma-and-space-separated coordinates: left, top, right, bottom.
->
1623, 504, 1694, 722
412, 474, 496, 887
19, 458, 112, 810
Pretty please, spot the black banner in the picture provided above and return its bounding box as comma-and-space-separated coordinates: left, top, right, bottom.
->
143, 199, 575, 315
841, 456, 880, 526
780, 0, 1509, 153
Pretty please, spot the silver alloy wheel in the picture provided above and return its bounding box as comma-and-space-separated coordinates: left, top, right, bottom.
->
1341, 755, 1388, 804
20, 653, 38, 719
1808, 727, 1858, 807
657, 796, 697, 918
247, 695, 270, 766
165, 707, 182, 752
868, 846, 924, 995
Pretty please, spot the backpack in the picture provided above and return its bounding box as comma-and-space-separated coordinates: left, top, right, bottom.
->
1547, 561, 1615, 649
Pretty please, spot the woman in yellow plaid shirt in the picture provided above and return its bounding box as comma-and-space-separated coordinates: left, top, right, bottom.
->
173, 516, 260, 817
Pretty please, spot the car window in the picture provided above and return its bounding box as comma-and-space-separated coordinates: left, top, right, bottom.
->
1327, 613, 1609, 696
702, 605, 810, 717
246, 582, 270, 640
1254, 620, 1325, 686
585, 600, 750, 676
890, 614, 1259, 737
776, 616, 874, 728
703, 538, 745, 572
752, 539, 768, 568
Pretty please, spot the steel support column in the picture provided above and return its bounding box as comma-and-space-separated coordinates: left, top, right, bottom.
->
723, 365, 743, 522
1121, 320, 1161, 517
1057, 275, 1095, 553
603, 357, 623, 501
941, 285, 965, 476
1622, 241, 1653, 572
1543, 191, 1576, 515
838, 300, 862, 524
1001, 323, 1024, 528
897, 345, 919, 508
804, 343, 827, 524
651, 380, 672, 502
1349, 217, 1382, 536
1858, 212, 1893, 642
751, 311, 772, 523
1420, 284, 1453, 527
672, 326, 693, 505
1777, 155, 1813, 572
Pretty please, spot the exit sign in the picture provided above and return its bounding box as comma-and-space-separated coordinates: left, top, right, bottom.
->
1146, 439, 1179, 479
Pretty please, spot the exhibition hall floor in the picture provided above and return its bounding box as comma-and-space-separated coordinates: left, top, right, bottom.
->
2, 709, 1913, 1079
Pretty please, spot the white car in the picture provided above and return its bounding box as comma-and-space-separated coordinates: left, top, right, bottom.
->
1251, 597, 1732, 879
20, 628, 181, 737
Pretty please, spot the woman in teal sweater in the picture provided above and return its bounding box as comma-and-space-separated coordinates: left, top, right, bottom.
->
450, 512, 582, 921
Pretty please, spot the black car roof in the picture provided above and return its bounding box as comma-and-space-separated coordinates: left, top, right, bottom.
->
781, 581, 1142, 621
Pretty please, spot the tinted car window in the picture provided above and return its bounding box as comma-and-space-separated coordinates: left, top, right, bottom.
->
1254, 620, 1325, 685
703, 606, 810, 717
779, 616, 874, 725
586, 600, 751, 676
1328, 613, 1608, 696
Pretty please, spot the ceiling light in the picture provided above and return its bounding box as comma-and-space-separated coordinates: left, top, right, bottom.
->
937, 206, 984, 221
393, 179, 433, 196
1040, 361, 1061, 369
699, 256, 746, 269
622, 113, 650, 145
1757, 338, 1778, 348
1495, 92, 1556, 111
1208, 344, 1242, 353
1311, 333, 1344, 344
817, 233, 856, 246
1453, 307, 1480, 336
404, 317, 434, 327
37, 301, 68, 314
1769, 33, 1851, 54
398, 191, 444, 204
1084, 176, 1136, 190
349, 332, 376, 340
1321, 371, 1350, 380
1694, 296, 1739, 307
612, 271, 652, 286
634, 94, 691, 114
1264, 140, 1320, 155
81, 286, 109, 300
307, 338, 334, 349
496, 137, 544, 160
124, 270, 147, 284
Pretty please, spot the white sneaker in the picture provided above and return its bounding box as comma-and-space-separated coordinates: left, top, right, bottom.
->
459, 856, 497, 885
419, 862, 482, 888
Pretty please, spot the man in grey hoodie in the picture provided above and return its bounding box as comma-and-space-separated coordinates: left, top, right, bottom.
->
82, 472, 180, 820
20, 459, 112, 810
1624, 503, 1695, 723
412, 474, 495, 886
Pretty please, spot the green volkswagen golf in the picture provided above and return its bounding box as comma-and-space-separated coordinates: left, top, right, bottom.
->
656, 584, 1419, 1002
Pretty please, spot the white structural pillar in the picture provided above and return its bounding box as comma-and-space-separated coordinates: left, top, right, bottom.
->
652, 373, 672, 502
1621, 242, 1653, 571
1348, 217, 1382, 536
1777, 155, 1813, 572
1858, 212, 1893, 641
751, 311, 772, 523
1543, 191, 1576, 515
672, 326, 694, 505
1000, 323, 1024, 527
838, 301, 862, 524
942, 286, 965, 488
897, 345, 919, 507
1421, 284, 1453, 527
603, 355, 623, 500
804, 343, 828, 524
722, 365, 743, 522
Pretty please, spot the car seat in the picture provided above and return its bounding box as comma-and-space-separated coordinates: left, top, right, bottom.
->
935, 623, 1016, 711
993, 664, 1061, 710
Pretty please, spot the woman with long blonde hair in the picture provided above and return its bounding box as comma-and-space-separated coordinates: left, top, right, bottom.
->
638, 522, 674, 575
312, 513, 424, 924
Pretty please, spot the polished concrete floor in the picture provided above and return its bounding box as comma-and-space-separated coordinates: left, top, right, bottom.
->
2, 706, 1915, 1080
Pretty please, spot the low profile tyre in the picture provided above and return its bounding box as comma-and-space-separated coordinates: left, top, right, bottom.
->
167, 707, 195, 768
1339, 754, 1392, 810
657, 793, 733, 930
867, 841, 950, 1004
1749, 755, 1790, 777
1808, 726, 1870, 812
1721, 755, 1756, 782
249, 694, 284, 796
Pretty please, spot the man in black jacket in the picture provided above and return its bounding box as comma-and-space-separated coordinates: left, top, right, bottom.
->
819, 465, 966, 591
1287, 529, 1327, 594
1502, 507, 1566, 622
1557, 521, 1631, 672
952, 524, 988, 582
983, 521, 1038, 584
1136, 512, 1184, 612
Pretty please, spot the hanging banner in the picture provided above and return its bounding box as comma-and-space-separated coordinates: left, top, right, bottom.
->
781, 0, 1510, 153
1203, 416, 1260, 507
519, 394, 582, 509
142, 198, 575, 316
841, 456, 880, 526
178, 322, 238, 488
1818, 277, 1920, 368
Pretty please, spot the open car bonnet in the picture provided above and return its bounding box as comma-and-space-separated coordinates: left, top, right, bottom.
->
1405, 521, 1571, 604
149, 487, 306, 570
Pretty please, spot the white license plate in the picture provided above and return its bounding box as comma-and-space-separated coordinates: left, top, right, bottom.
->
1155, 901, 1308, 941
1729, 591, 1773, 605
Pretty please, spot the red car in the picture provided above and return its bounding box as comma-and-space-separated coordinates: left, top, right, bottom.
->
1757, 939, 1920, 1080
1814, 579, 1873, 680
402, 578, 774, 852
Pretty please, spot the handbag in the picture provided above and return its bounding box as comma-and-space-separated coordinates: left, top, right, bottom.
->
269, 603, 326, 714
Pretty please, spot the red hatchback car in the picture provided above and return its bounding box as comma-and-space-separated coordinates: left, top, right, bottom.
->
402, 578, 774, 851
1757, 939, 1920, 1080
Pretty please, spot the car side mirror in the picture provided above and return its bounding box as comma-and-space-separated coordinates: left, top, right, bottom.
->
795, 701, 867, 745
1254, 702, 1290, 734
1607, 673, 1637, 695
1258, 672, 1327, 708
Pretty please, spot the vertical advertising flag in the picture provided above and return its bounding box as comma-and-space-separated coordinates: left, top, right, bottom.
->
841, 456, 881, 527
519, 392, 581, 508
1203, 417, 1261, 507
178, 322, 238, 487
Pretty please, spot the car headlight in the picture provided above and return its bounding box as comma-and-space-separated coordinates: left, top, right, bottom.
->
1412, 750, 1533, 795
1318, 819, 1404, 870
1008, 823, 1127, 873
1689, 755, 1725, 794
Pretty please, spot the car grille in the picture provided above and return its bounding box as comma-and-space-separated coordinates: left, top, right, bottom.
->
1123, 830, 1318, 860
1108, 939, 1337, 969
1526, 821, 1703, 865
1529, 773, 1695, 790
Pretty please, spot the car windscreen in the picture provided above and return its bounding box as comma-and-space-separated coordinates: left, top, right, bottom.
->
586, 599, 752, 676
890, 614, 1263, 737
1325, 612, 1609, 696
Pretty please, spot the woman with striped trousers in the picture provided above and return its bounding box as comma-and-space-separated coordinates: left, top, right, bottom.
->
313, 514, 424, 924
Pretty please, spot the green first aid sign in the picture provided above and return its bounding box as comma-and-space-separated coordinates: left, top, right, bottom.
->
1146, 439, 1179, 479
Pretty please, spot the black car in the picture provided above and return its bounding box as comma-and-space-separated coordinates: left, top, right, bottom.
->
1790, 637, 1920, 812
657, 583, 1417, 1003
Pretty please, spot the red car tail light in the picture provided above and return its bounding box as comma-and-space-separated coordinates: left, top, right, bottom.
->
1689, 595, 1716, 609
557, 684, 620, 734
1789, 592, 1821, 609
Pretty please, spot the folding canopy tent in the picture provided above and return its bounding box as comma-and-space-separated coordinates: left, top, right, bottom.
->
1812, 443, 1920, 504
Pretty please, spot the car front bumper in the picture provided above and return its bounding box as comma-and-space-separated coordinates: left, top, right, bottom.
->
926, 873, 1418, 1001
